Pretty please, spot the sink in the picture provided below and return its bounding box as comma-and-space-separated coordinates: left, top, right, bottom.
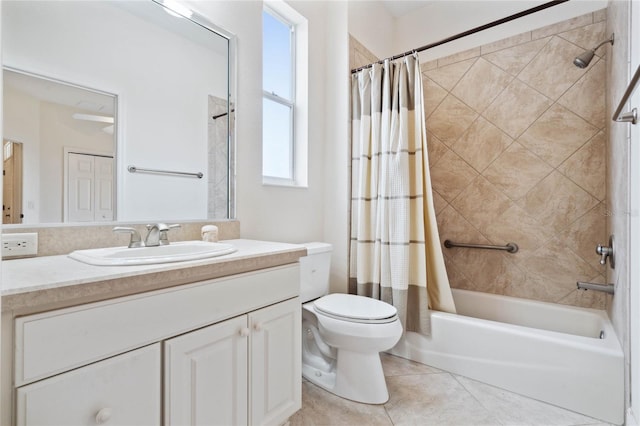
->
68, 241, 237, 266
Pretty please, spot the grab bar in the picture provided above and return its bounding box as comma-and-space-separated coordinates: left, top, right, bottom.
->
128, 165, 203, 179
444, 239, 519, 254
612, 64, 640, 124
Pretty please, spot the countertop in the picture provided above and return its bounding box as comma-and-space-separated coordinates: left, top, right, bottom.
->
1, 239, 307, 314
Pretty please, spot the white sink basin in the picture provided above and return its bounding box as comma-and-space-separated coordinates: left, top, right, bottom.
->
68, 241, 237, 266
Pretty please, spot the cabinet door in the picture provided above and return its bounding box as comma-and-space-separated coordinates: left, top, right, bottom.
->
249, 298, 301, 426
164, 315, 248, 426
16, 343, 161, 426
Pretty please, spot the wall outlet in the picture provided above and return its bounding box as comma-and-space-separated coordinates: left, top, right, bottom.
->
2, 233, 38, 258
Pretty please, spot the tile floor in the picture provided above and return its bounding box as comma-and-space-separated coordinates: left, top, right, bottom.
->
289, 353, 611, 426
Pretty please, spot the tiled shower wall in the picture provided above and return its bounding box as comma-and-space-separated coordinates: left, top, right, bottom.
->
350, 9, 609, 309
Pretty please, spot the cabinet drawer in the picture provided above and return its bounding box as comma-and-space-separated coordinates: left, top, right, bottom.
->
16, 343, 161, 426
15, 264, 299, 385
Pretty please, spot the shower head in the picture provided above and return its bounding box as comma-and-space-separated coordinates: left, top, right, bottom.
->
573, 33, 614, 68
573, 50, 596, 68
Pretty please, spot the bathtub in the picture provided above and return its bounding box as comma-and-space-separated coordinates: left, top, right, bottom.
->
390, 289, 624, 425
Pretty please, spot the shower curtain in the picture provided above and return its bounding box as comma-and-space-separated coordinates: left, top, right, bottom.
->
349, 55, 456, 335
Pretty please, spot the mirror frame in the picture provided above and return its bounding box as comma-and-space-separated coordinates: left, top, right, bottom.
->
2, 0, 237, 229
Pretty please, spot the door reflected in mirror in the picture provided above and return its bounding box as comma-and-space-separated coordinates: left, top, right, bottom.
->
2, 0, 235, 225
3, 69, 116, 224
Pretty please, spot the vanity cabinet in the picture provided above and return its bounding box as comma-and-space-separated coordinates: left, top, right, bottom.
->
10, 264, 301, 426
16, 344, 161, 426
165, 298, 301, 426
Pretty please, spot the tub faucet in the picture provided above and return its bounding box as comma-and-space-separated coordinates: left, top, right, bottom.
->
145, 223, 181, 246
576, 281, 615, 294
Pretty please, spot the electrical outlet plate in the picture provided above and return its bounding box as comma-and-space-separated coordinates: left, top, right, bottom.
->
2, 233, 38, 258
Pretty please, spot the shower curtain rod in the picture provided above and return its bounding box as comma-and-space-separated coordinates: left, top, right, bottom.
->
351, 0, 569, 73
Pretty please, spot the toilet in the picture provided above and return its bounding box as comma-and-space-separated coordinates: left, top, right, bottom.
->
299, 242, 403, 404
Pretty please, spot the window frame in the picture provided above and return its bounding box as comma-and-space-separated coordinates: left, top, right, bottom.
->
262, 6, 297, 184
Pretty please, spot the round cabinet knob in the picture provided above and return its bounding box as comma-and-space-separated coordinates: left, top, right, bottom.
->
254, 323, 264, 332
239, 327, 250, 337
95, 407, 113, 424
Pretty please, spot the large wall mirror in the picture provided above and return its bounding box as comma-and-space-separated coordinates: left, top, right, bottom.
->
2, 0, 235, 225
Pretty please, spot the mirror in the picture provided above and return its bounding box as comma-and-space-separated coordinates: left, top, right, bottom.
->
2, 0, 235, 225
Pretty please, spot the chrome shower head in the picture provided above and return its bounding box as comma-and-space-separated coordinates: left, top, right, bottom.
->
573, 50, 595, 68
573, 33, 614, 68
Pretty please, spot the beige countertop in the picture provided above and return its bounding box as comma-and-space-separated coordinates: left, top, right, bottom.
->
2, 239, 306, 314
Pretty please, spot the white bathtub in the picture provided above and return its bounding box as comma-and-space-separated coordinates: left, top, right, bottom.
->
390, 289, 624, 425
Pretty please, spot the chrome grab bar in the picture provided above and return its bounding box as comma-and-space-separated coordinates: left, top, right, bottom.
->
127, 165, 203, 179
612, 64, 640, 125
444, 239, 518, 254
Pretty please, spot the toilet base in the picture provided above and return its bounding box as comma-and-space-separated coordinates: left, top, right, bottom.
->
302, 349, 390, 404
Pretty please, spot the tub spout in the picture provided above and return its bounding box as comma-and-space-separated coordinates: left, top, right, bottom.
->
576, 281, 614, 294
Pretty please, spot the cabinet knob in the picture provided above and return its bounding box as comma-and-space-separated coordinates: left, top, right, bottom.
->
254, 322, 264, 332
95, 407, 113, 424
239, 327, 250, 337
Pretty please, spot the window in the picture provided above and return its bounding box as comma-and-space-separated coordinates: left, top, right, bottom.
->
262, 3, 307, 186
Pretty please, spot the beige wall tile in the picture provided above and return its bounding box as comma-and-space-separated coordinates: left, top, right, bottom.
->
436, 205, 489, 261
480, 31, 532, 55
518, 36, 593, 100
451, 58, 513, 113
450, 249, 525, 295
557, 58, 606, 129
421, 59, 438, 72
558, 287, 608, 309
482, 37, 550, 76
437, 47, 481, 67
558, 131, 606, 201
557, 21, 607, 54
513, 237, 599, 300
430, 150, 478, 203
422, 76, 448, 118
518, 104, 598, 168
521, 171, 599, 232
593, 8, 607, 23
431, 190, 448, 215
451, 117, 513, 173
559, 202, 607, 267
426, 132, 448, 167
483, 79, 553, 139
483, 204, 554, 252
531, 13, 593, 40
424, 58, 476, 91
426, 95, 478, 145
450, 177, 513, 233
483, 142, 553, 201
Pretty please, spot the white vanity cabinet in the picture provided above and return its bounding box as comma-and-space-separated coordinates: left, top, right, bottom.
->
165, 298, 301, 426
16, 344, 161, 426
10, 264, 302, 426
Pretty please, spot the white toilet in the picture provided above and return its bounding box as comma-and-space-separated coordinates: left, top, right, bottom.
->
300, 242, 403, 404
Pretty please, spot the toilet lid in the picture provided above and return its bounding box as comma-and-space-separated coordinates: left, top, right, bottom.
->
313, 294, 397, 323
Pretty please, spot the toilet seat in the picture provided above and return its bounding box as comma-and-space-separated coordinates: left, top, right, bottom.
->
313, 294, 398, 324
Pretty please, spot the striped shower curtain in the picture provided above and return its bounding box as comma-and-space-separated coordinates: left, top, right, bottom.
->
349, 55, 456, 335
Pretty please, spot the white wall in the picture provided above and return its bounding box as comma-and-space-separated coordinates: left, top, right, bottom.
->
348, 1, 394, 59
186, 0, 350, 291
323, 1, 350, 294
3, 1, 227, 222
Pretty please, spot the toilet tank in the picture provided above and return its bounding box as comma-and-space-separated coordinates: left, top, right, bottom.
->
299, 242, 333, 303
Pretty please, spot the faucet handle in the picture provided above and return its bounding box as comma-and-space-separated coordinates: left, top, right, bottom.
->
595, 235, 615, 269
113, 226, 144, 248
159, 224, 181, 245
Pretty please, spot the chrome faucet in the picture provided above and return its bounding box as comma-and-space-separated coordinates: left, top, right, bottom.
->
113, 227, 144, 248
145, 223, 181, 247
